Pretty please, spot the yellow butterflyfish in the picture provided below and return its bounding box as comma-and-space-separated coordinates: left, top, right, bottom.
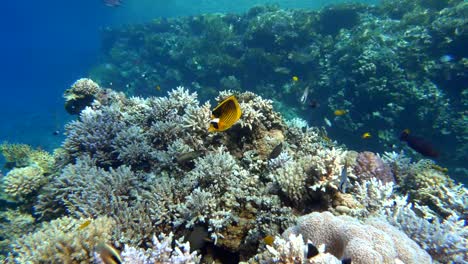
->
361, 132, 371, 139
208, 95, 242, 132
292, 76, 299, 82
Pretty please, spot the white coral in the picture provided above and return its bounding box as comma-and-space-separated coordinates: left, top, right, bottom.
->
353, 178, 395, 217
309, 147, 345, 192
385, 201, 468, 263
120, 232, 201, 264
271, 158, 306, 202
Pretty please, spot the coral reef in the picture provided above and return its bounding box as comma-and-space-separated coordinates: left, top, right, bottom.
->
283, 211, 431, 263
3, 0, 468, 262
1, 81, 466, 263
90, 0, 467, 180
2, 164, 45, 201
64, 78, 103, 115
352, 151, 395, 184
0, 143, 55, 172
251, 233, 342, 264
385, 201, 468, 263
118, 232, 201, 264
383, 155, 468, 220
0, 209, 35, 259
0, 143, 33, 168
10, 216, 115, 263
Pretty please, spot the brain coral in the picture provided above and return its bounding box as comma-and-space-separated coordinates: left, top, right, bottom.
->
283, 211, 431, 264
353, 151, 395, 184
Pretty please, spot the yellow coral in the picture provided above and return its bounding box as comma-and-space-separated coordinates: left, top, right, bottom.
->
2, 165, 45, 200
0, 143, 55, 174
0, 209, 35, 255
29, 149, 55, 174
12, 216, 115, 263
0, 143, 33, 167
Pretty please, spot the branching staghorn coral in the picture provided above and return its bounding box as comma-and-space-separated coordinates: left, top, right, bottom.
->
308, 147, 346, 192
0, 209, 35, 258
118, 232, 201, 264
351, 178, 395, 218
36, 155, 140, 218
113, 125, 153, 167
64, 105, 126, 166
385, 200, 468, 263
176, 187, 219, 229
270, 157, 307, 203
177, 147, 250, 243
251, 233, 342, 264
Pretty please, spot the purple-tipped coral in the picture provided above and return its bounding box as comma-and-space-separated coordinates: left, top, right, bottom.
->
64, 106, 126, 166
353, 151, 395, 184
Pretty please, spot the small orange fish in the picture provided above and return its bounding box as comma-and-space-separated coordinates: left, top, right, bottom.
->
431, 164, 448, 173
362, 132, 371, 139
292, 76, 299, 82
78, 219, 92, 230
263, 235, 275, 246
334, 109, 347, 116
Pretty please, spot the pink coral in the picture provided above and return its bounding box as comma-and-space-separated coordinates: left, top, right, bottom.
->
353, 151, 395, 184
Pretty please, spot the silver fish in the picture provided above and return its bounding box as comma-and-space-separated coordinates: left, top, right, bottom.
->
300, 86, 309, 104
338, 165, 350, 193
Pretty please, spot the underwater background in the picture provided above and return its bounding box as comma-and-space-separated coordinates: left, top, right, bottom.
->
0, 0, 379, 171
0, 0, 467, 263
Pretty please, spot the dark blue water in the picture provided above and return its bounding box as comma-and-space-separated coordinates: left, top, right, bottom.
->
0, 2, 106, 150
